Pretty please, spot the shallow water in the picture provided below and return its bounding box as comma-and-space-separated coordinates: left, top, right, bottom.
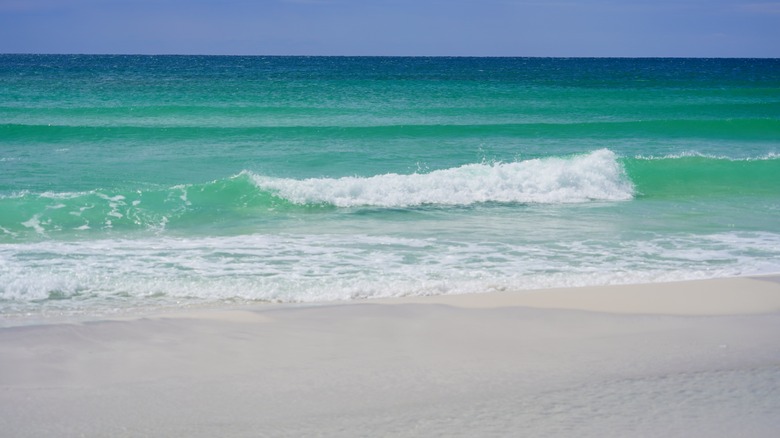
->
2, 55, 779, 317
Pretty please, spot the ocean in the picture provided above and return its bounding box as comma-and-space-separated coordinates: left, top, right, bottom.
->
1, 55, 779, 320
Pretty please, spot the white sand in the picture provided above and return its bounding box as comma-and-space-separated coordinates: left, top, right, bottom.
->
2, 276, 780, 437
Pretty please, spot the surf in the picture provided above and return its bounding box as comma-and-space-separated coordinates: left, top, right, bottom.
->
0, 149, 635, 240
247, 149, 634, 208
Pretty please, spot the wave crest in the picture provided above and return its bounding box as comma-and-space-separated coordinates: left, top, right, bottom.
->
249, 149, 634, 207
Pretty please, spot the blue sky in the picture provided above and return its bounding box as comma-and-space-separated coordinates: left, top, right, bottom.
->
1, 0, 778, 56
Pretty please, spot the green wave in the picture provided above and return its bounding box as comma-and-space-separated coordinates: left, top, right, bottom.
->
0, 174, 312, 240
2, 152, 778, 241
624, 154, 780, 199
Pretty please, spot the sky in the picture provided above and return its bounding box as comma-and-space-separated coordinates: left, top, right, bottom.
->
1, 0, 778, 57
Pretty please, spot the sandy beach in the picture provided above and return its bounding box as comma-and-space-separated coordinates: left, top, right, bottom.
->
2, 275, 780, 437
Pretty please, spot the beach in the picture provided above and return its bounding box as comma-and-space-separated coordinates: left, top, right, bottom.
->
2, 55, 780, 436
2, 275, 780, 437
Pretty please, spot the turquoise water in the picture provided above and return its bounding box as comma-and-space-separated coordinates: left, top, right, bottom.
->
2, 55, 779, 318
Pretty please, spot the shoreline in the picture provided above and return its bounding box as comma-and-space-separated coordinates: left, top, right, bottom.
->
2, 275, 780, 436
4, 273, 780, 328
374, 274, 780, 315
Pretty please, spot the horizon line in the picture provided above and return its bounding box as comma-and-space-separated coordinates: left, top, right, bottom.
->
2, 52, 779, 60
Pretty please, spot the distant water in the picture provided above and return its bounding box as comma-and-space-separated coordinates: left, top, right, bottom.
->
2, 55, 779, 319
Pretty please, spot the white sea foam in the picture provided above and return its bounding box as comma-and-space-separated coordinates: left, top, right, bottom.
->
247, 149, 634, 207
2, 231, 779, 317
20, 215, 46, 235
38, 190, 91, 199
0, 190, 30, 200
635, 150, 780, 161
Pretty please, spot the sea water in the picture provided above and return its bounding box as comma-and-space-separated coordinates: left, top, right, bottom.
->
1, 55, 779, 319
